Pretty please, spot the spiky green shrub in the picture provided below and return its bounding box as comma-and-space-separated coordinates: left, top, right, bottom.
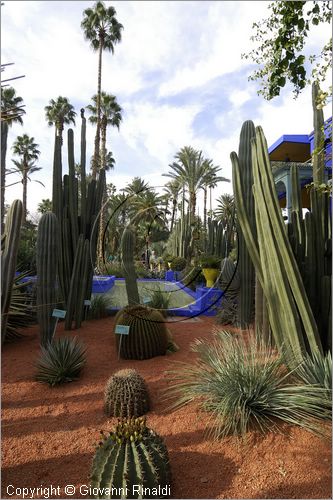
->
104, 369, 150, 417
88, 295, 110, 320
215, 297, 238, 325
35, 337, 87, 386
293, 351, 332, 407
6, 272, 35, 342
170, 257, 186, 271
148, 287, 171, 318
91, 417, 171, 499
166, 329, 330, 439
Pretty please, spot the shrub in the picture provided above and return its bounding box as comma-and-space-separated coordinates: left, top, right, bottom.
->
293, 351, 332, 407
199, 255, 221, 269
88, 295, 110, 320
166, 329, 330, 439
103, 263, 123, 278
104, 368, 150, 417
180, 266, 205, 291
170, 256, 186, 271
215, 297, 238, 325
36, 337, 86, 386
148, 287, 171, 317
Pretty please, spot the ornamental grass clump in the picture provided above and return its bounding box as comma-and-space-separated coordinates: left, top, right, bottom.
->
166, 329, 331, 439
36, 336, 86, 386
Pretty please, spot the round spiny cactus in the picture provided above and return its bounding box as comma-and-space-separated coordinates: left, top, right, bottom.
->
104, 368, 150, 418
91, 417, 171, 499
114, 305, 168, 360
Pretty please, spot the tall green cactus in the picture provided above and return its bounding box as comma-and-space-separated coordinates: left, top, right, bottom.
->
1, 200, 23, 344
312, 82, 325, 186
232, 126, 322, 366
91, 417, 171, 499
36, 212, 59, 346
235, 121, 256, 328
51, 110, 106, 330
121, 226, 140, 306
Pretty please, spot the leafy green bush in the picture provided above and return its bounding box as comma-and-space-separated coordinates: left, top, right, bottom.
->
170, 256, 187, 271
36, 337, 87, 386
103, 263, 123, 278
88, 295, 110, 319
166, 330, 330, 438
181, 266, 205, 291
199, 255, 221, 269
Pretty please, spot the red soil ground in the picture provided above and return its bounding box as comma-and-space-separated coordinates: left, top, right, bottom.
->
1, 316, 332, 499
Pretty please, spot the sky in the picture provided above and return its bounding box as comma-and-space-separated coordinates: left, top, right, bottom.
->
2, 0, 331, 218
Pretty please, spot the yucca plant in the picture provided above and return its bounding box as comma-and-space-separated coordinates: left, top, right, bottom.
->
6, 272, 35, 342
293, 351, 332, 400
147, 286, 171, 318
88, 295, 110, 320
165, 329, 330, 439
35, 336, 87, 386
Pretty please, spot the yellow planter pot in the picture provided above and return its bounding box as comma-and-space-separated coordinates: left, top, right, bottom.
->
202, 268, 219, 288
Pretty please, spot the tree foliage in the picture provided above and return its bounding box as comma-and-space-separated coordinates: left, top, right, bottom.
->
242, 1, 332, 102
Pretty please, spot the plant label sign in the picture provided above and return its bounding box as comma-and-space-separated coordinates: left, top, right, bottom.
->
52, 309, 66, 319
143, 297, 151, 304
84, 300, 91, 306
115, 325, 130, 335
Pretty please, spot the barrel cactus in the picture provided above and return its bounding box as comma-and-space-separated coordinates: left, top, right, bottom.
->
114, 305, 168, 360
104, 369, 150, 417
91, 417, 171, 499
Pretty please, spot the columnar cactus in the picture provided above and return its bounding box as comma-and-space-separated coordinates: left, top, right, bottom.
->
36, 212, 59, 346
121, 226, 140, 306
234, 121, 256, 328
91, 417, 171, 499
51, 110, 106, 330
104, 369, 150, 417
231, 125, 322, 366
312, 82, 325, 185
1, 199, 23, 344
114, 305, 168, 360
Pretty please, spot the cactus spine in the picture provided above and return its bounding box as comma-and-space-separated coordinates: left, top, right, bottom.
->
36, 212, 59, 346
121, 226, 140, 306
104, 369, 150, 417
91, 417, 171, 499
114, 305, 168, 360
235, 121, 256, 328
232, 126, 322, 366
1, 200, 23, 344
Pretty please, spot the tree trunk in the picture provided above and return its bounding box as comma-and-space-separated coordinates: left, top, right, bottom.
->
100, 120, 107, 170
203, 187, 207, 252
92, 39, 103, 179
170, 198, 177, 232
22, 167, 27, 223
1, 122, 8, 232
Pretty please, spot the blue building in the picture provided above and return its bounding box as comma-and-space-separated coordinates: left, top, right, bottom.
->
268, 117, 332, 218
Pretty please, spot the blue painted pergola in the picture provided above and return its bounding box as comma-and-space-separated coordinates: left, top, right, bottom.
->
268, 118, 332, 218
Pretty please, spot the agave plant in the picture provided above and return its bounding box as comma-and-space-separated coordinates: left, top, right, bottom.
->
293, 351, 332, 397
165, 329, 331, 439
5, 272, 35, 342
35, 337, 87, 386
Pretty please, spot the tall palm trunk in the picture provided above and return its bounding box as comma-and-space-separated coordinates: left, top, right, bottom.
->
1, 122, 8, 232
209, 186, 213, 213
190, 191, 196, 221
203, 186, 207, 251
97, 122, 107, 266
22, 163, 28, 223
92, 39, 103, 179
170, 198, 177, 232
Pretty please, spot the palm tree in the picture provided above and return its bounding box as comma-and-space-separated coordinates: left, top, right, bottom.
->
163, 179, 181, 232
37, 198, 52, 214
81, 1, 123, 178
45, 96, 76, 144
87, 92, 122, 170
215, 194, 235, 228
11, 135, 41, 222
163, 146, 207, 221
122, 177, 150, 197
201, 160, 229, 240
1, 86, 25, 230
